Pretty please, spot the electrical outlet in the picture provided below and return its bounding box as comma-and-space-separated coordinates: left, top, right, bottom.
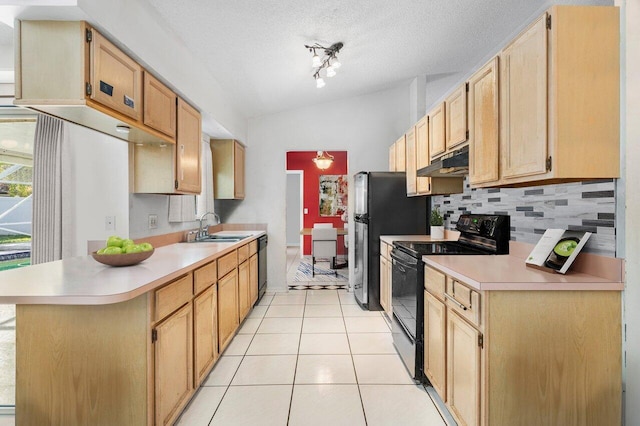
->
148, 214, 158, 229
105, 216, 115, 231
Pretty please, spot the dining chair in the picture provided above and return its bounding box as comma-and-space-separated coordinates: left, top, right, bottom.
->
311, 227, 338, 276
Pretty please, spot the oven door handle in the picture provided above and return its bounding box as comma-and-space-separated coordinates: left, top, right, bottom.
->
444, 293, 468, 311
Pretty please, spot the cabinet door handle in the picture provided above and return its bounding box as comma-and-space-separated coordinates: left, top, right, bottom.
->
445, 293, 468, 310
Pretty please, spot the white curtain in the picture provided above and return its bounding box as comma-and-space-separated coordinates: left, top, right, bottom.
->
31, 114, 67, 265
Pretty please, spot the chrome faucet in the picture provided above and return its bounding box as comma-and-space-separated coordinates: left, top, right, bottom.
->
198, 212, 221, 239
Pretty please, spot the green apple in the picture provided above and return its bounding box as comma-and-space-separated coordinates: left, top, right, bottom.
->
123, 244, 142, 254
103, 246, 123, 255
106, 236, 123, 248
121, 239, 135, 248
97, 246, 109, 254
139, 242, 154, 252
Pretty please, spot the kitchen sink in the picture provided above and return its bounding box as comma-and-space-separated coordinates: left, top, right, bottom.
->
193, 234, 252, 243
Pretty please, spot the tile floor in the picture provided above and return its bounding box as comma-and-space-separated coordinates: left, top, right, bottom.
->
176, 289, 446, 426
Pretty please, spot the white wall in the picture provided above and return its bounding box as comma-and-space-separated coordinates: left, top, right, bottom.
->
64, 123, 129, 256
129, 194, 199, 239
285, 172, 301, 246
622, 0, 639, 422
227, 85, 411, 291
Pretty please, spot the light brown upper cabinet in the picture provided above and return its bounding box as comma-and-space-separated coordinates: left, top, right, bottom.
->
429, 103, 446, 160
394, 135, 406, 172
405, 127, 417, 195
499, 6, 619, 185
445, 85, 468, 150
132, 97, 202, 194
211, 139, 246, 200
468, 57, 500, 187
144, 72, 177, 139
389, 144, 397, 171
415, 116, 431, 194
176, 99, 202, 193
15, 20, 172, 145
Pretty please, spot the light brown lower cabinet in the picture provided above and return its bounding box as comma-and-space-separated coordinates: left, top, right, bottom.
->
250, 253, 259, 306
194, 285, 218, 385
218, 269, 240, 352
154, 303, 194, 426
238, 259, 251, 321
379, 255, 390, 312
423, 266, 622, 426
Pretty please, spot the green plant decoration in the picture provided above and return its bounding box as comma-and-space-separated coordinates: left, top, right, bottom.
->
430, 208, 444, 226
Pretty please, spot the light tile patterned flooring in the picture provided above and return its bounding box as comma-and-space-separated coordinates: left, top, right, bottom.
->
176, 289, 446, 425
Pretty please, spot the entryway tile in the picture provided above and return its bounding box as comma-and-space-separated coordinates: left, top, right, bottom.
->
304, 304, 343, 317
257, 294, 274, 306
210, 385, 292, 426
257, 317, 303, 334
341, 304, 383, 317
271, 293, 307, 305
295, 355, 356, 384
348, 333, 397, 355
265, 304, 305, 318
352, 355, 414, 384
344, 316, 391, 333
231, 355, 297, 385
306, 292, 340, 305
222, 334, 253, 356
338, 292, 359, 305
247, 305, 268, 318
288, 384, 366, 426
359, 385, 446, 426
299, 333, 350, 355
176, 386, 226, 425
202, 356, 243, 386
302, 317, 346, 333
246, 333, 300, 355
238, 318, 261, 334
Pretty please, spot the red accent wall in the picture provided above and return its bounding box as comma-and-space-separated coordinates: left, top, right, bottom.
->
287, 151, 348, 255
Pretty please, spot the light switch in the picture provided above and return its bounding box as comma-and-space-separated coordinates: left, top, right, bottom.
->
148, 214, 158, 229
304, 208, 308, 214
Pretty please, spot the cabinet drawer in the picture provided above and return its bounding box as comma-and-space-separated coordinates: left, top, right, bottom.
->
155, 274, 193, 322
218, 251, 238, 279
249, 240, 258, 256
445, 280, 481, 327
194, 260, 217, 295
424, 266, 446, 300
238, 244, 250, 264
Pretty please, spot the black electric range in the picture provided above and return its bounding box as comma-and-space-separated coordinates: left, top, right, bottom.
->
390, 214, 510, 383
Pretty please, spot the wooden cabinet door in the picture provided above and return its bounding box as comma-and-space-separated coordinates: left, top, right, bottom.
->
238, 260, 251, 322
218, 269, 239, 352
395, 135, 406, 172
143, 72, 177, 138
89, 29, 142, 121
469, 57, 500, 186
445, 85, 468, 150
176, 98, 202, 193
154, 303, 193, 426
415, 115, 431, 194
429, 103, 446, 159
405, 127, 417, 195
194, 285, 218, 386
500, 14, 548, 180
249, 254, 258, 306
424, 291, 447, 401
379, 256, 389, 312
234, 141, 246, 199
447, 311, 481, 426
389, 144, 396, 171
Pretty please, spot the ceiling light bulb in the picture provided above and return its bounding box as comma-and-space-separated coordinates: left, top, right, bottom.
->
332, 57, 341, 69
115, 125, 130, 134
312, 53, 322, 68
316, 77, 326, 88
326, 66, 336, 78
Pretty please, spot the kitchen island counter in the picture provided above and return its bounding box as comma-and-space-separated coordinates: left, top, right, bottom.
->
0, 230, 266, 305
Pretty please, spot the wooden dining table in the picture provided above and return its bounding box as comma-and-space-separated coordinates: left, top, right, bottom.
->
299, 227, 348, 236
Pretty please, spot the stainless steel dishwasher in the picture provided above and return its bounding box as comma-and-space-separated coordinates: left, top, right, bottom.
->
258, 235, 268, 300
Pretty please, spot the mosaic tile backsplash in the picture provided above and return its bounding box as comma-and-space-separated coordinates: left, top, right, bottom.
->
431, 178, 617, 257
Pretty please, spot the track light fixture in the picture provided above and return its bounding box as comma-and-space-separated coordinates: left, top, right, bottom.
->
304, 42, 344, 88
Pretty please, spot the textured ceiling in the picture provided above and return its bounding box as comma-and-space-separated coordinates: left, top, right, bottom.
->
145, 0, 610, 118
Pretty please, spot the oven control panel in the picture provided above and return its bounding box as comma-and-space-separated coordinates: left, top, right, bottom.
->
455, 214, 510, 254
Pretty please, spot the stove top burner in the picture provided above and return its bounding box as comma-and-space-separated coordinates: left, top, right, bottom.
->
393, 241, 490, 257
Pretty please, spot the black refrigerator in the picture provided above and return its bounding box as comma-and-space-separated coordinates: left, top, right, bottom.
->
353, 172, 429, 310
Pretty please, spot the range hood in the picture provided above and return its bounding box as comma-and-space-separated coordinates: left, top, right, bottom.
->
417, 145, 469, 178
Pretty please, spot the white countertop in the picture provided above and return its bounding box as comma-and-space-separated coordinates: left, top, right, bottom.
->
423, 253, 624, 291
0, 231, 265, 305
